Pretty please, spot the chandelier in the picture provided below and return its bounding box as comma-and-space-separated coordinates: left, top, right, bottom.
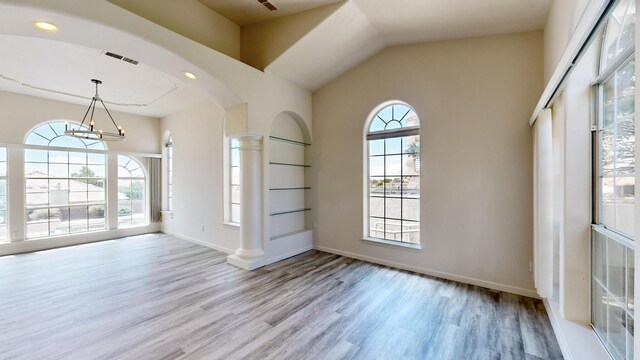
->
65, 79, 125, 141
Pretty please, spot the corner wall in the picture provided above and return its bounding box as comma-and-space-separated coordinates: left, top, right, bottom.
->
311, 31, 544, 296
160, 101, 239, 254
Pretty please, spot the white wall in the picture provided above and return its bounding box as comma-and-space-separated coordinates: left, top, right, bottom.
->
0, 90, 160, 153
160, 100, 239, 254
311, 31, 544, 296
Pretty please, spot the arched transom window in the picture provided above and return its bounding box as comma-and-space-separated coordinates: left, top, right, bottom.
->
25, 121, 105, 150
366, 102, 420, 245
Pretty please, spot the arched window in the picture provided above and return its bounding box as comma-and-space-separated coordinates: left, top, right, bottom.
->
118, 155, 146, 228
366, 102, 420, 245
166, 135, 173, 211
25, 121, 106, 238
592, 1, 635, 359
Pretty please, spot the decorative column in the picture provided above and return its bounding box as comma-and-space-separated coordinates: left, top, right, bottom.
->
227, 134, 265, 270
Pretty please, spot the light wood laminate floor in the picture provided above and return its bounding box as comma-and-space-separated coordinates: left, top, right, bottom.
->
0, 233, 563, 360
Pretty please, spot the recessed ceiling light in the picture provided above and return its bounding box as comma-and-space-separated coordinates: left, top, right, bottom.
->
34, 21, 58, 32
183, 71, 197, 80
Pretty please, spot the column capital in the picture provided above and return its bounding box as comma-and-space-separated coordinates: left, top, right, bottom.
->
236, 133, 263, 151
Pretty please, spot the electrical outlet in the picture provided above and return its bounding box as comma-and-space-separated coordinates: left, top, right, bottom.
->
201, 225, 205, 232
529, 261, 533, 272
312, 222, 317, 229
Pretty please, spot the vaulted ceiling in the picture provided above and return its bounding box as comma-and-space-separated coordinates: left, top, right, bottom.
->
254, 0, 553, 90
0, 0, 553, 117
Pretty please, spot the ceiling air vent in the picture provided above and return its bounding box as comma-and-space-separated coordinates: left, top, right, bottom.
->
105, 52, 123, 60
104, 51, 139, 65
122, 57, 139, 65
257, 0, 277, 11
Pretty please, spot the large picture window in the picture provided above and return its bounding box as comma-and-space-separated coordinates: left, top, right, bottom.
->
25, 121, 106, 239
118, 155, 146, 228
366, 102, 420, 244
0, 147, 7, 243
592, 1, 635, 359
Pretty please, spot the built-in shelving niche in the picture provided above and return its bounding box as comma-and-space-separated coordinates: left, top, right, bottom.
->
268, 113, 312, 242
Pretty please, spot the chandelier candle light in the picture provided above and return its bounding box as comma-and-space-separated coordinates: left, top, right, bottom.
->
64, 79, 126, 141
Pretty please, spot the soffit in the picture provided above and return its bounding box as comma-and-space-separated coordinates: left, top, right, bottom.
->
199, 0, 343, 26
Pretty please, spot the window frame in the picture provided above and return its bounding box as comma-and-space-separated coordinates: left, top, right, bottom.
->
228, 138, 240, 225
166, 135, 173, 212
117, 155, 148, 229
0, 147, 7, 243
590, 1, 636, 358
364, 102, 421, 249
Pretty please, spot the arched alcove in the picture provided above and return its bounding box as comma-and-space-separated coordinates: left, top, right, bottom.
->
268, 111, 312, 240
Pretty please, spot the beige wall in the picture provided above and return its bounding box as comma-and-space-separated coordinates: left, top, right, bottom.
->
311, 31, 544, 295
160, 101, 239, 253
0, 90, 160, 153
109, 0, 240, 59
241, 3, 343, 70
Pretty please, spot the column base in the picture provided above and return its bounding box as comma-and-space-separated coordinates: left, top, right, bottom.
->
227, 254, 265, 270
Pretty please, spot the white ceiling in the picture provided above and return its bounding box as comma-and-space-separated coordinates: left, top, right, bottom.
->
266, 0, 553, 90
266, 1, 384, 90
198, 0, 343, 26
0, 35, 207, 118
354, 0, 553, 45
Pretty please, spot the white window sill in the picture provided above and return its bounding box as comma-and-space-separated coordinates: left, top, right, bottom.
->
223, 222, 240, 229
544, 297, 610, 360
362, 237, 422, 251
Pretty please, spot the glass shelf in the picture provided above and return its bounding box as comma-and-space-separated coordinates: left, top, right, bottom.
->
270, 208, 311, 216
269, 162, 311, 167
269, 187, 311, 191
269, 136, 311, 146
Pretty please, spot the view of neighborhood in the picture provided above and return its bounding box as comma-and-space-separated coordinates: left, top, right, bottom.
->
23, 150, 145, 238
368, 105, 420, 244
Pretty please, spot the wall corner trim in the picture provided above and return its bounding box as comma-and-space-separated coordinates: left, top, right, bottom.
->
162, 230, 235, 254
314, 245, 539, 298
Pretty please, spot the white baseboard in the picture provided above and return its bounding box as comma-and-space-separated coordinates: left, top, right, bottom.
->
264, 245, 314, 266
314, 245, 539, 298
162, 230, 235, 255
164, 231, 311, 269
543, 298, 610, 360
